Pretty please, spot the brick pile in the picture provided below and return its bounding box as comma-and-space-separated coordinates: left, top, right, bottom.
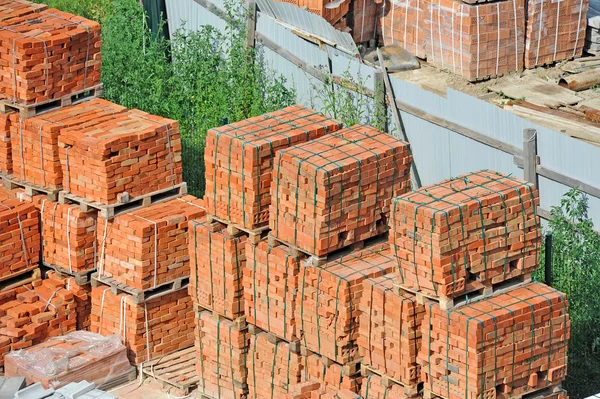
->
90, 286, 195, 364
390, 170, 541, 300
524, 0, 588, 68
0, 8, 101, 105
0, 111, 11, 174
195, 311, 248, 399
247, 332, 304, 399
38, 199, 97, 274
361, 374, 413, 399
314, 389, 361, 399
424, 0, 526, 81
0, 196, 40, 280
58, 109, 183, 205
244, 240, 304, 341
0, 0, 46, 22
0, 277, 78, 368
358, 273, 424, 387
46, 272, 92, 331
296, 243, 395, 364
189, 220, 246, 320
97, 196, 205, 290
8, 99, 125, 191
380, 0, 427, 58
204, 105, 341, 231
419, 282, 570, 399
301, 353, 362, 393
352, 0, 379, 43
270, 125, 411, 257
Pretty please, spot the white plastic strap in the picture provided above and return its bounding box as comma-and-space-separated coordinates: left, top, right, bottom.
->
176, 197, 204, 210
496, 3, 500, 76
18, 117, 24, 180
119, 296, 127, 343
535, 0, 544, 66
476, 6, 480, 79
416, 0, 420, 55
460, 4, 464, 74
381, 1, 386, 43
553, 0, 560, 61
360, 0, 366, 42
40, 199, 47, 252
403, 0, 408, 50
133, 214, 158, 288
437, 0, 444, 67
99, 287, 110, 333
64, 146, 70, 193
574, 0, 583, 57
0, 202, 29, 268
38, 125, 44, 186
430, 2, 436, 62
67, 207, 73, 273
513, 0, 518, 70
391, 0, 396, 44
451, 2, 456, 73
145, 302, 151, 362
98, 221, 109, 277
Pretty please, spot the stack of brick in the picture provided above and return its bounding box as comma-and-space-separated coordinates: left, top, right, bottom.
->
379, 0, 427, 58
46, 272, 91, 331
0, 8, 101, 105
301, 353, 362, 393
195, 311, 248, 399
0, 0, 46, 22
296, 244, 395, 364
270, 125, 412, 257
247, 332, 304, 399
90, 286, 195, 364
524, 0, 588, 68
0, 277, 78, 368
390, 170, 541, 300
351, 0, 379, 43
8, 99, 125, 191
358, 273, 424, 387
313, 389, 361, 399
419, 282, 570, 399
0, 111, 11, 174
204, 105, 341, 231
0, 196, 40, 280
97, 196, 205, 290
361, 374, 414, 399
189, 220, 246, 320
424, 0, 526, 81
244, 240, 304, 341
38, 199, 97, 274
58, 109, 183, 205
272, 0, 350, 24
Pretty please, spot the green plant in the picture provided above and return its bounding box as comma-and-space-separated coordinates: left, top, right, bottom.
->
31, 0, 115, 21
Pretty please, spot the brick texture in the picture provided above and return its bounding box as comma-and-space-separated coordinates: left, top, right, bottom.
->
302, 353, 362, 393
361, 374, 414, 399
0, 111, 11, 174
0, 197, 39, 279
380, 0, 427, 58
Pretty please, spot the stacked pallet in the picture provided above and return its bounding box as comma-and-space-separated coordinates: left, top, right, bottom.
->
204, 105, 341, 231
424, 0, 526, 81
390, 170, 541, 301
358, 273, 424, 387
352, 0, 379, 43
4, 331, 131, 389
524, 0, 588, 68
90, 286, 195, 364
8, 99, 125, 191
0, 196, 40, 280
302, 353, 362, 393
419, 282, 570, 399
0, 8, 101, 105
189, 220, 246, 320
96, 196, 205, 290
195, 311, 248, 399
270, 125, 411, 257
379, 0, 426, 58
361, 374, 413, 399
0, 111, 11, 174
58, 109, 183, 205
244, 240, 303, 341
296, 244, 395, 364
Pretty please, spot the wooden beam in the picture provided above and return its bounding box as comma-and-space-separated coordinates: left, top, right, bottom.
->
537, 165, 600, 200
246, 0, 257, 49
192, 0, 228, 20
523, 128, 538, 187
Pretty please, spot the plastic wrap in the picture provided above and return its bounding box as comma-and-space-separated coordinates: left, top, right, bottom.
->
4, 331, 132, 390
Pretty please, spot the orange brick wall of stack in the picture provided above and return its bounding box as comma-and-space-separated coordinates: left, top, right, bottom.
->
380, 0, 427, 58
0, 197, 40, 279
58, 109, 183, 205
244, 240, 303, 341
419, 282, 570, 399
90, 286, 195, 364
189, 220, 246, 319
270, 125, 411, 257
205, 105, 342, 231
97, 196, 205, 291
390, 170, 541, 300
0, 111, 11, 174
358, 273, 424, 386
361, 374, 415, 399
352, 0, 379, 43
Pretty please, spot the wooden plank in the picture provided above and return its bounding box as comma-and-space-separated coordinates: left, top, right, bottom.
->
537, 165, 600, 200
523, 129, 538, 186
489, 78, 582, 107
246, 0, 257, 49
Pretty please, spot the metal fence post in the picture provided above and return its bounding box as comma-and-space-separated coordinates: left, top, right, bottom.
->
545, 233, 553, 286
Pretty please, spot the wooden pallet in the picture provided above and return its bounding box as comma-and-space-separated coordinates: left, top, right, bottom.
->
142, 347, 199, 394
394, 273, 532, 311
247, 323, 301, 353
300, 345, 361, 376
0, 84, 104, 119
361, 364, 421, 396
206, 214, 269, 244
0, 268, 41, 292
192, 302, 247, 331
59, 182, 187, 219
42, 262, 94, 285
91, 273, 190, 304
97, 366, 137, 392
1, 173, 60, 201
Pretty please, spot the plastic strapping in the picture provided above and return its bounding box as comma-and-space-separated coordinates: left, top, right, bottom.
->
513, 0, 518, 70
144, 302, 151, 362
476, 6, 480, 79
270, 341, 280, 399
18, 117, 23, 180
535, 0, 544, 66
132, 214, 158, 288
430, 2, 436, 62
98, 220, 109, 277
216, 318, 222, 398
0, 202, 30, 268
403, 0, 408, 50
391, 1, 395, 44
98, 287, 110, 333
24, 285, 63, 335
197, 313, 206, 391
460, 4, 464, 74
574, 0, 584, 56
496, 3, 500, 76
360, 0, 366, 42
119, 296, 127, 343
416, 0, 420, 54
67, 207, 73, 272
64, 146, 70, 193
451, 2, 456, 74
228, 325, 236, 398
554, 0, 560, 61
437, 0, 444, 67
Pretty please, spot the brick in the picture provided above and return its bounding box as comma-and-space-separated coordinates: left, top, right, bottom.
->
379, 0, 427, 58
301, 353, 362, 393
351, 0, 379, 43
361, 374, 414, 399
0, 111, 12, 174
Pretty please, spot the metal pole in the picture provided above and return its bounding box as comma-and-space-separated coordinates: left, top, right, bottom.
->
544, 233, 553, 286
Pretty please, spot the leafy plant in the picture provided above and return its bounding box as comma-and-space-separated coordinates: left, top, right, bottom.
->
31, 0, 115, 21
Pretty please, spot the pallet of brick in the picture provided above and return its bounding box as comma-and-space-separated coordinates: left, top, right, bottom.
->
58, 109, 183, 207
45, 271, 92, 331
0, 277, 78, 368
0, 0, 47, 23
244, 239, 304, 341
0, 111, 11, 175
524, 0, 588, 68
205, 105, 342, 231
97, 196, 205, 291
195, 311, 248, 399
0, 197, 40, 280
4, 331, 131, 389
379, 0, 427, 58
390, 170, 541, 303
351, 0, 378, 43
270, 125, 411, 258
247, 331, 304, 399
301, 353, 362, 393
358, 273, 424, 387
361, 374, 415, 399
419, 282, 570, 399
313, 389, 361, 399
189, 219, 246, 320
9, 99, 125, 191
0, 8, 101, 106
424, 0, 525, 81
90, 285, 194, 364
296, 243, 395, 364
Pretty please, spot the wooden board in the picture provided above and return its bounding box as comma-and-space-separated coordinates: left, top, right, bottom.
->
91, 273, 190, 304
490, 78, 582, 107
0, 268, 41, 293
142, 347, 199, 394
42, 262, 94, 285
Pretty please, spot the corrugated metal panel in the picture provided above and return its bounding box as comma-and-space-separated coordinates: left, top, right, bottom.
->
165, 0, 227, 36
